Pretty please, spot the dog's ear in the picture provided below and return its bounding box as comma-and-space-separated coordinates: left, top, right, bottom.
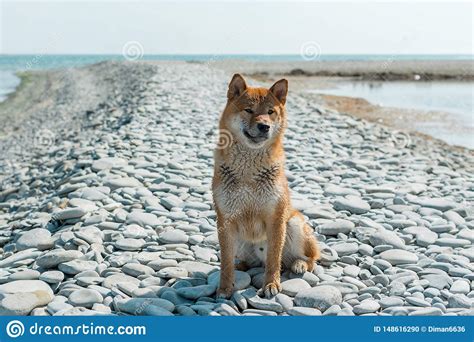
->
227, 74, 247, 101
269, 79, 288, 105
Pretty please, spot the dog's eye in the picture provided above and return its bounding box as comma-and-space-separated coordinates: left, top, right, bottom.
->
244, 108, 253, 114
268, 109, 274, 115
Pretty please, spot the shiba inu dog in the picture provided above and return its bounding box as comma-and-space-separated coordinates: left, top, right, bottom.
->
212, 74, 320, 299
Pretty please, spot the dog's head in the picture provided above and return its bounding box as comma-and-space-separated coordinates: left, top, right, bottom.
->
221, 74, 288, 149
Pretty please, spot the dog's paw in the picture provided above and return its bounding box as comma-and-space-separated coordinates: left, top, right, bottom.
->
216, 287, 233, 299
291, 259, 308, 274
258, 281, 282, 298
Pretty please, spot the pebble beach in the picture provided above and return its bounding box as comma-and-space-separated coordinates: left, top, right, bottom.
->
0, 61, 473, 316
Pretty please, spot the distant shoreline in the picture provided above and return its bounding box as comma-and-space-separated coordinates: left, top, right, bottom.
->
1, 57, 473, 103
212, 59, 473, 149
248, 73, 473, 151
210, 59, 474, 81
1, 54, 473, 80
1, 59, 473, 151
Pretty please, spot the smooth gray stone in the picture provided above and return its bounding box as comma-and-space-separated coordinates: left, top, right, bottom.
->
8, 270, 40, 281
318, 219, 355, 235
58, 260, 98, 275
91, 157, 127, 171
102, 273, 140, 289
448, 294, 472, 309
36, 250, 84, 269
178, 261, 219, 278
417, 198, 457, 211
122, 263, 155, 277
55, 208, 87, 220
421, 274, 453, 290
334, 196, 370, 214
39, 271, 64, 284
353, 299, 380, 314
275, 293, 293, 311
114, 238, 146, 251
177, 285, 217, 299
288, 307, 322, 316
281, 278, 311, 296
16, 228, 53, 251
241, 288, 283, 312
0, 249, 43, 268
343, 265, 361, 278
156, 267, 188, 279
379, 297, 404, 308
322, 304, 342, 316
405, 296, 430, 307
104, 177, 142, 190
294, 285, 342, 311
126, 211, 160, 227
159, 230, 189, 244
208, 271, 251, 291
68, 289, 103, 308
379, 249, 418, 265
332, 242, 359, 256
115, 298, 174, 315
288, 271, 320, 286
0, 280, 55, 315
408, 308, 443, 316
450, 280, 470, 294
435, 238, 471, 248
369, 230, 405, 249
47, 301, 74, 315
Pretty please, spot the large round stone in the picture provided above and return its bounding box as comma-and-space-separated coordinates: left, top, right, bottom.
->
294, 285, 342, 311
68, 289, 103, 308
378, 249, 418, 265
207, 271, 251, 290
0, 280, 54, 315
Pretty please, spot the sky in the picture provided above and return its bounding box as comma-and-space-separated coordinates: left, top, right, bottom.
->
0, 0, 472, 55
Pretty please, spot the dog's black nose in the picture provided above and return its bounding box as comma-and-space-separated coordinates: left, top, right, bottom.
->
257, 123, 270, 133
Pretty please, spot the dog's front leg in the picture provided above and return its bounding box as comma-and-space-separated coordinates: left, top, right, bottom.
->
261, 210, 287, 298
216, 212, 235, 299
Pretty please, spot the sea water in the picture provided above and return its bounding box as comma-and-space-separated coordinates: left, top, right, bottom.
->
312, 81, 473, 148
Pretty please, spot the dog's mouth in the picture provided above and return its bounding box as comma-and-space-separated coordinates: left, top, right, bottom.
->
243, 129, 267, 144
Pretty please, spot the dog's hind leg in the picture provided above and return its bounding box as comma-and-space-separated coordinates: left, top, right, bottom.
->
303, 223, 320, 272
291, 259, 308, 274
284, 211, 320, 274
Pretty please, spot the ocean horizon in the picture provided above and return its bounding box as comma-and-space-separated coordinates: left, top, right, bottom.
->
0, 54, 473, 71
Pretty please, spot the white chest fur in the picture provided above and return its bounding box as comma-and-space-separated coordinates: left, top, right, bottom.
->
213, 147, 284, 241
